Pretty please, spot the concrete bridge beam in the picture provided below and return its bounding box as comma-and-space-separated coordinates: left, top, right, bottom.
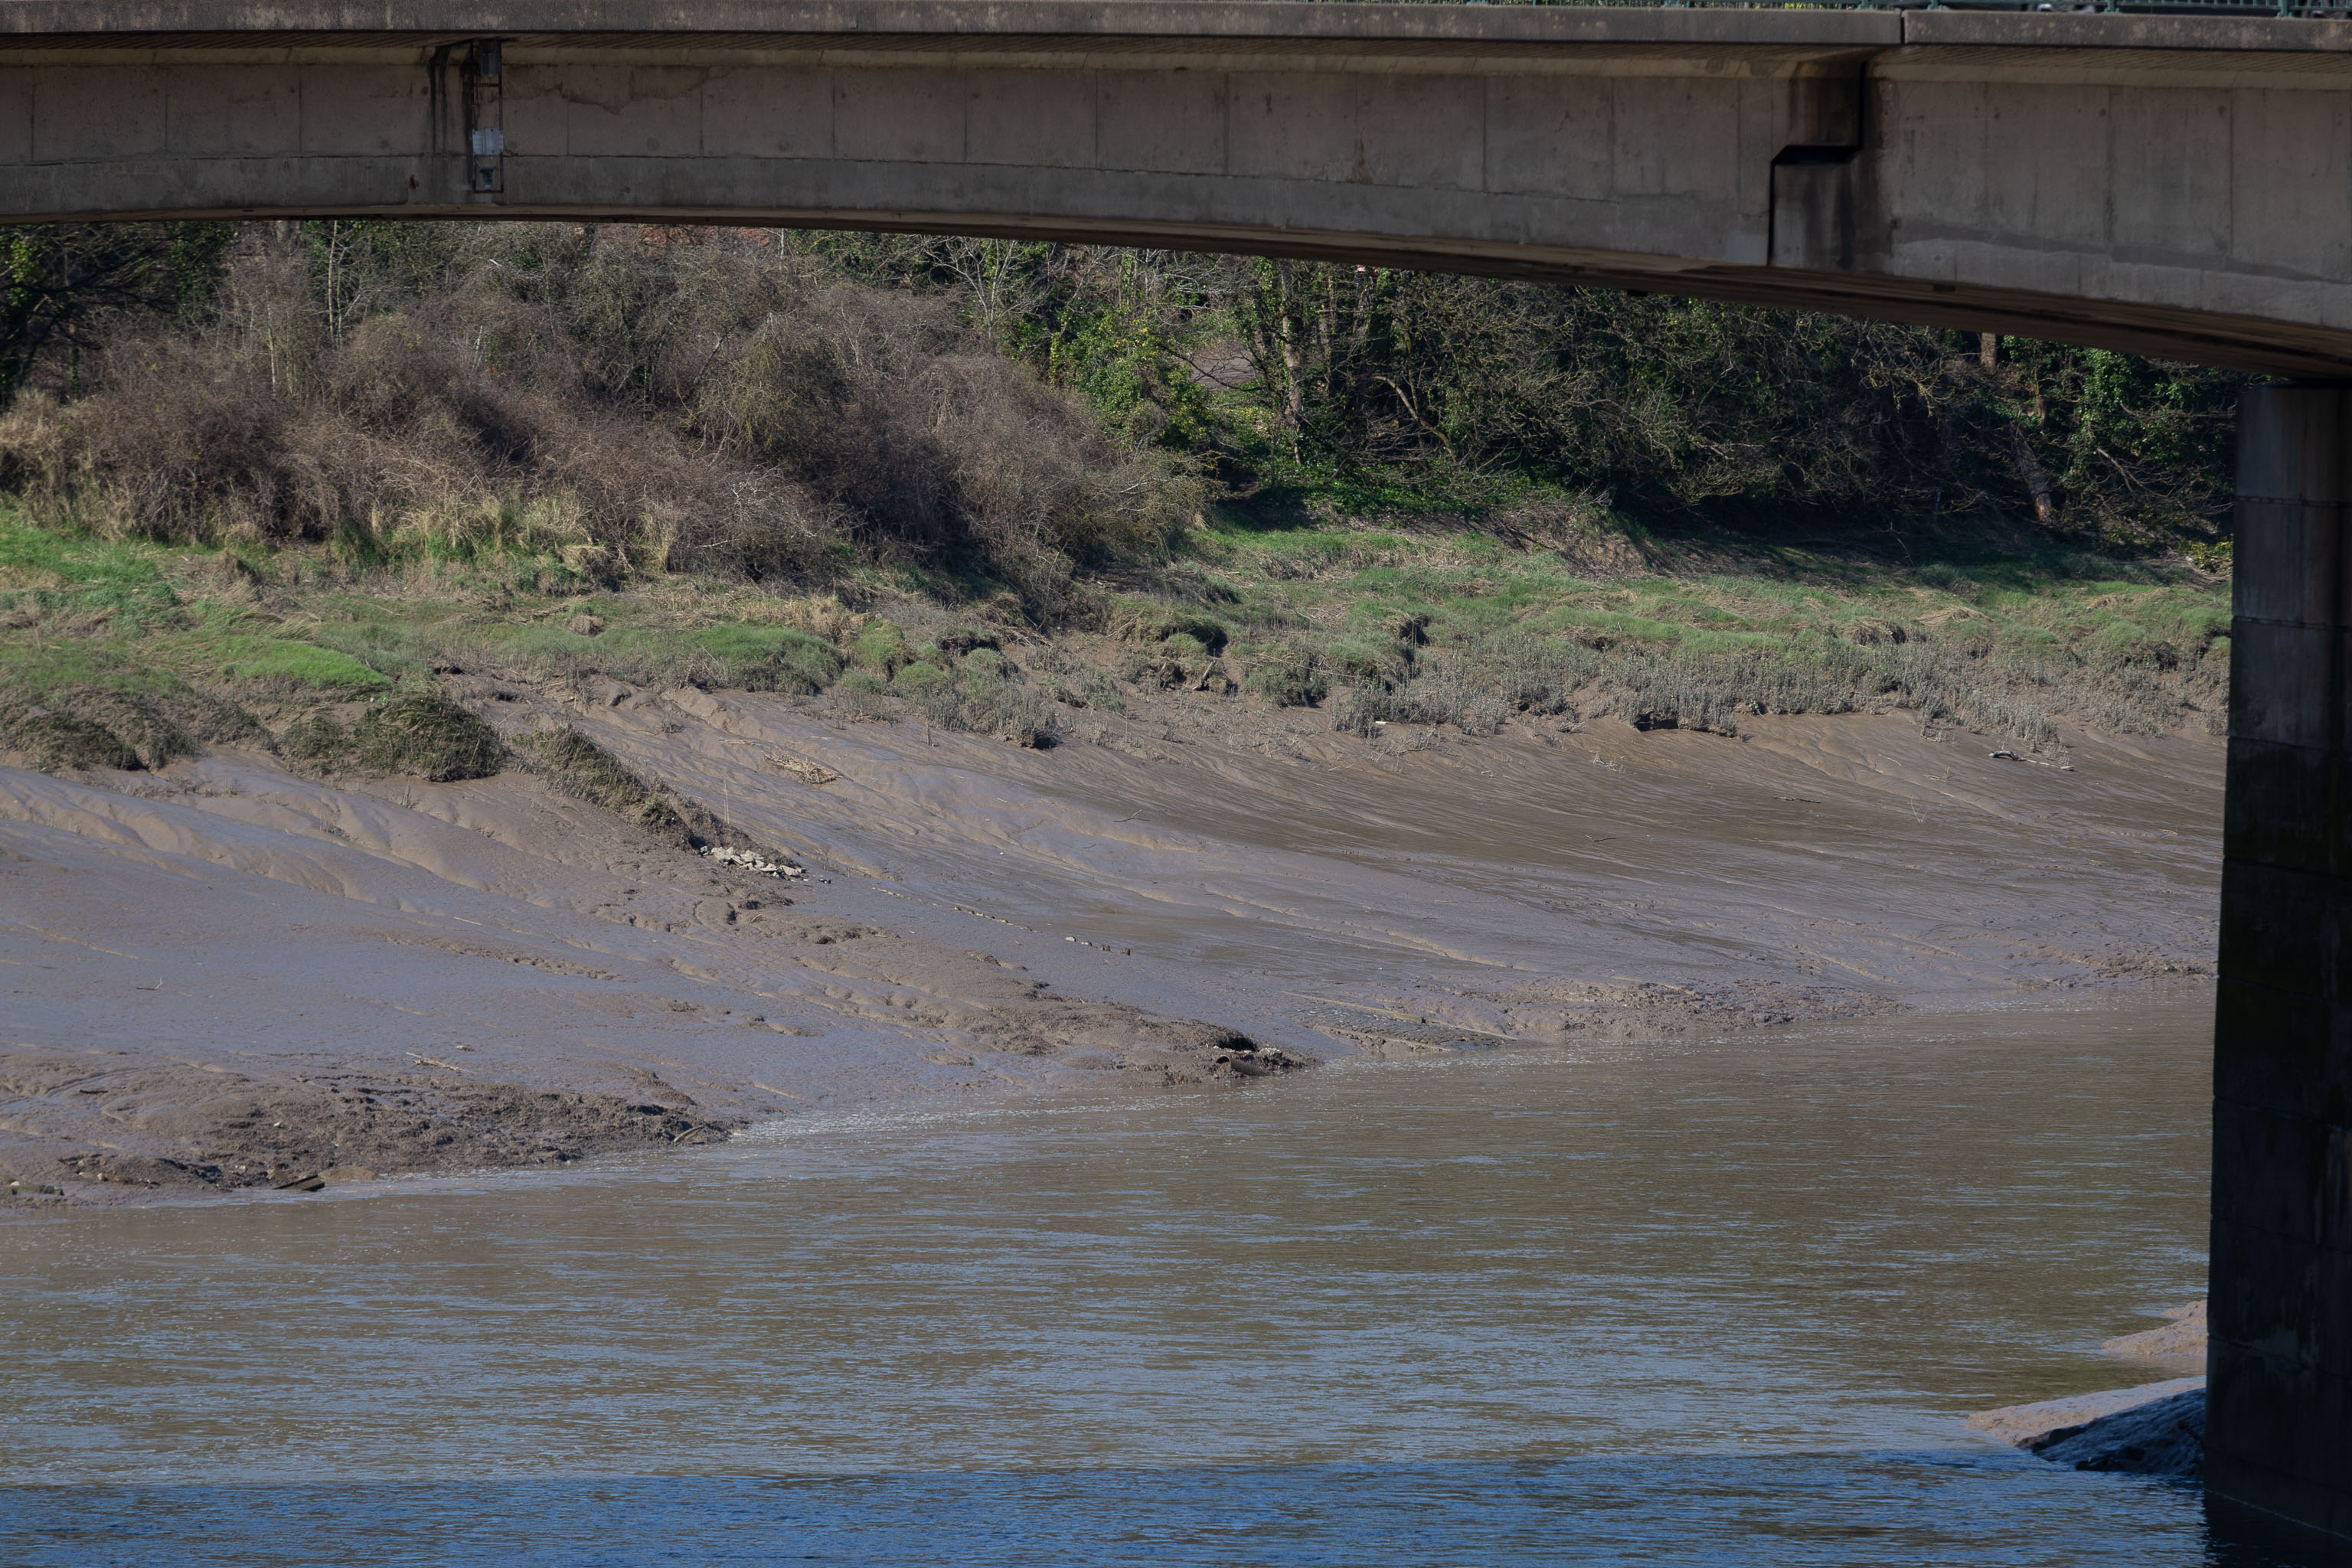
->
0, 6, 2349, 372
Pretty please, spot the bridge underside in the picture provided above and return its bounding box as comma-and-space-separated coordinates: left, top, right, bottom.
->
44, 197, 2352, 377
0, 5, 2350, 375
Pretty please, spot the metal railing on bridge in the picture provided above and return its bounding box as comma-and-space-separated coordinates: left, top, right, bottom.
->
1417, 0, 2350, 21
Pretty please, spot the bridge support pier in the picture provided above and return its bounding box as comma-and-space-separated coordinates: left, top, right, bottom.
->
2210, 383, 2352, 1550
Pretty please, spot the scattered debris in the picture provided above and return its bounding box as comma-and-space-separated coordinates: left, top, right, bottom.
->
700, 844, 805, 878
1208, 1042, 1308, 1077
767, 755, 839, 786
1989, 748, 2077, 772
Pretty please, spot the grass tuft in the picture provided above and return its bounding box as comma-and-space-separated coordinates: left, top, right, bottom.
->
0, 697, 141, 771
354, 694, 504, 781
289, 693, 505, 782
519, 726, 684, 834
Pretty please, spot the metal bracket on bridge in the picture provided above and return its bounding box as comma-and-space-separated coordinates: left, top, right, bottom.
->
462, 41, 505, 196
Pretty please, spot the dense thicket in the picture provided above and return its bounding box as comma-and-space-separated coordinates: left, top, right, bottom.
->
0, 224, 236, 393
0, 221, 2243, 609
0, 223, 1198, 615
811, 236, 2243, 547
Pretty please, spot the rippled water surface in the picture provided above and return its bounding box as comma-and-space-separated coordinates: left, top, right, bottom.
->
0, 995, 2242, 1564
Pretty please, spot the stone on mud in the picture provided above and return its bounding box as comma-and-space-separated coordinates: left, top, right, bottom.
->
1968, 1377, 2207, 1480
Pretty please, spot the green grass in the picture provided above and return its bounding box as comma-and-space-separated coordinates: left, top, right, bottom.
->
0, 505, 1067, 769
0, 492, 2237, 776
1160, 504, 2233, 746
0, 509, 864, 707
1195, 514, 2226, 663
0, 521, 180, 599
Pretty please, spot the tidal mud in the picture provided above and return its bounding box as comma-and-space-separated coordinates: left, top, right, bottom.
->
0, 680, 2220, 1204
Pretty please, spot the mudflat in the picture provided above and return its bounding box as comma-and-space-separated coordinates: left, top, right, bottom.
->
0, 681, 2220, 1204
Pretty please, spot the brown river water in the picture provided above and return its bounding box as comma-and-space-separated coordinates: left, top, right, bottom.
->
0, 990, 2249, 1566
0, 696, 2255, 1562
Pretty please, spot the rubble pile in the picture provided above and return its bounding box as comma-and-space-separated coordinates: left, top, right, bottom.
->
699, 844, 804, 879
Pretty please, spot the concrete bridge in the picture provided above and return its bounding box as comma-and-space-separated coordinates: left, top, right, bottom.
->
6, 0, 2352, 375
3, 0, 2350, 1549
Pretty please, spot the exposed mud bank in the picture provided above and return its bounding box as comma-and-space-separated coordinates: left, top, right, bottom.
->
2, 1046, 728, 1195
0, 675, 2220, 1207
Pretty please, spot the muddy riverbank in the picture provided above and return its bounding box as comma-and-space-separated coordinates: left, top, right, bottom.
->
0, 684, 2221, 1204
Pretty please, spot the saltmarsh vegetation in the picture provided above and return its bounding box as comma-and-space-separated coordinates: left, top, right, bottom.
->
0, 220, 2241, 780
1193, 531, 2228, 747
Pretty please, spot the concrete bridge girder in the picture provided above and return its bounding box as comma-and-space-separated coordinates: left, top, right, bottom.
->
0, 7, 2350, 374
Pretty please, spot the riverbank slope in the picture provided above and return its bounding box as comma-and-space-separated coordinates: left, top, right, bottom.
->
0, 652, 2220, 1204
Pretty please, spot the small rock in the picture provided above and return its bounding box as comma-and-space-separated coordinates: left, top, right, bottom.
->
2036, 1389, 2205, 1478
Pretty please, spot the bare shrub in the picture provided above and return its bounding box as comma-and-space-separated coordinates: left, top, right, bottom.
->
694, 279, 1199, 611
0, 338, 287, 542
1244, 645, 1328, 707
828, 669, 896, 722
903, 657, 1058, 746
1387, 665, 1514, 735
949, 673, 1059, 746
1309, 624, 2144, 750
1330, 686, 1385, 738
913, 354, 1199, 609
0, 225, 1188, 603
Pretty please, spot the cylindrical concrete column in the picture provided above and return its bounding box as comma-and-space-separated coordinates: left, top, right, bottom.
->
2210, 383, 2352, 1548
